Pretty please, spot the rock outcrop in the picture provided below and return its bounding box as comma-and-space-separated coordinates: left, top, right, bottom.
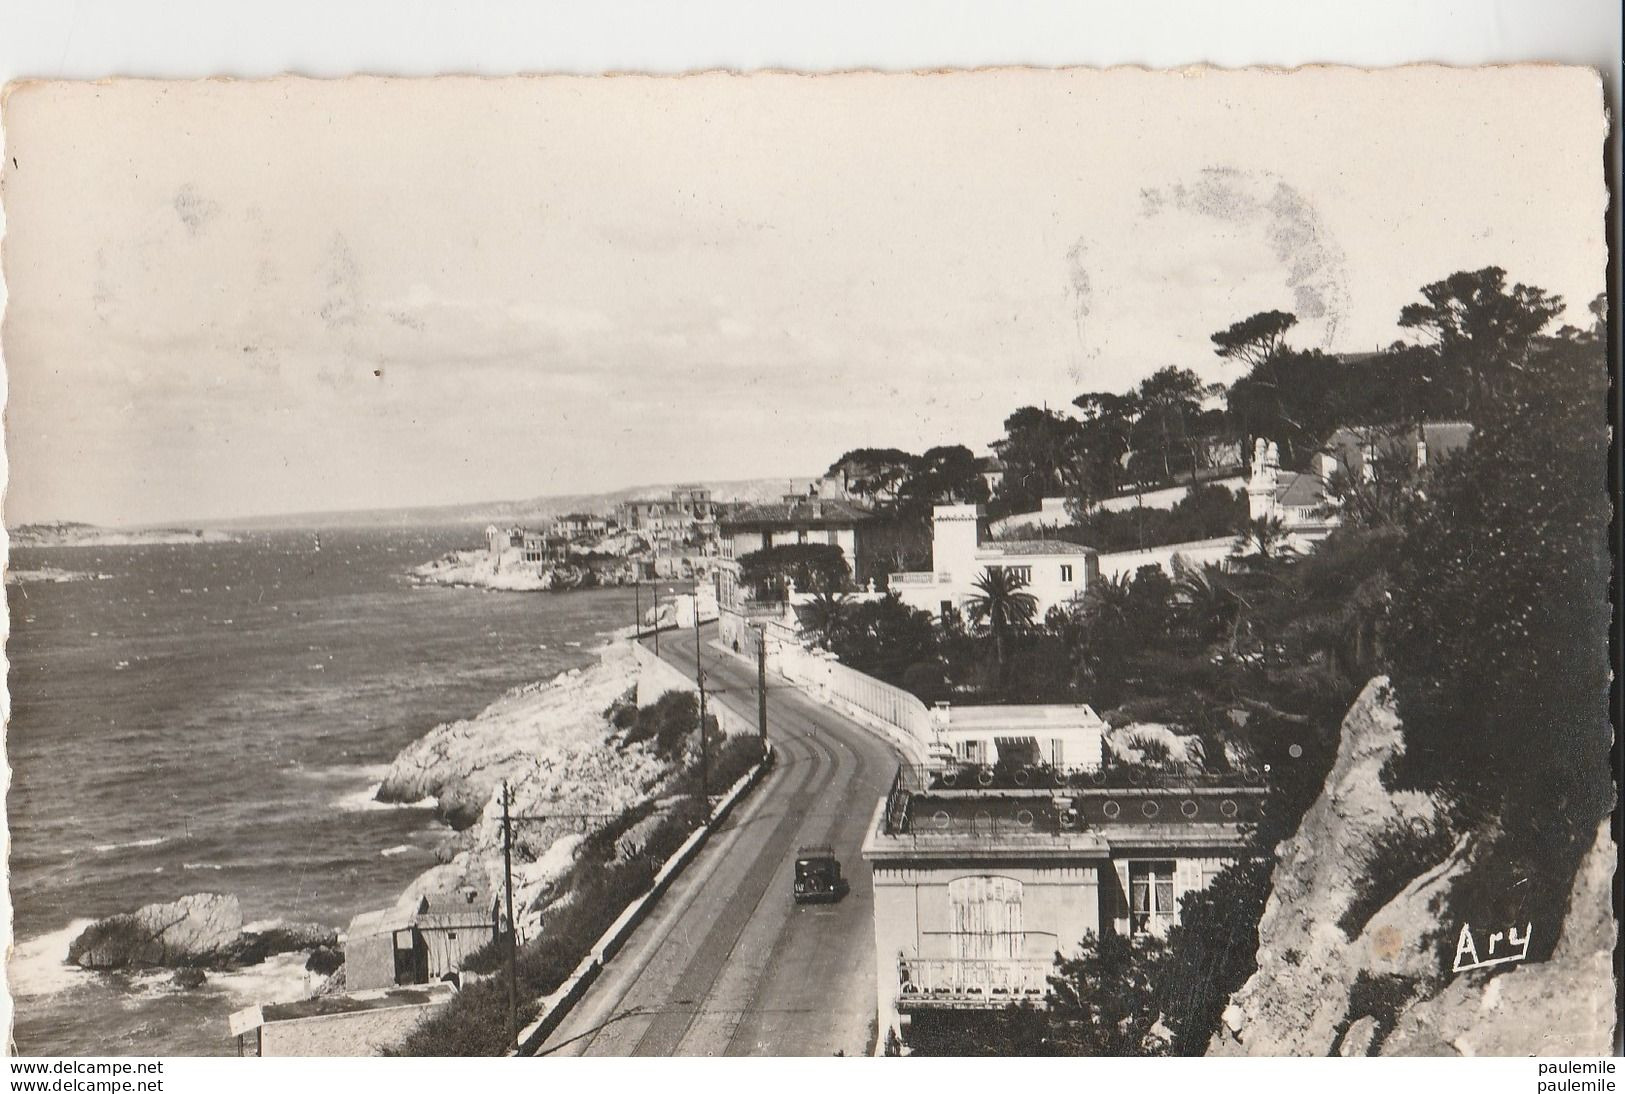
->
216, 922, 339, 968
1211, 677, 1445, 1056
1379, 819, 1617, 1056
67, 895, 341, 973
378, 638, 691, 932
377, 640, 657, 827
1211, 675, 1618, 1057
69, 893, 243, 969
411, 550, 640, 594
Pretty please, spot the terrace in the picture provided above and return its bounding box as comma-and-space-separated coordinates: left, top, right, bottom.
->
877, 762, 1270, 846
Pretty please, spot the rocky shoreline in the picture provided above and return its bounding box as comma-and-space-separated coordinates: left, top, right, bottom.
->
9, 522, 235, 548
374, 634, 675, 934
64, 631, 687, 1024
66, 893, 339, 992
411, 549, 640, 593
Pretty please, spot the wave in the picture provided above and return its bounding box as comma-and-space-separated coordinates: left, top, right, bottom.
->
91, 836, 166, 854
288, 762, 391, 784
379, 844, 416, 857
182, 862, 224, 871
8, 919, 96, 998
333, 781, 435, 813
214, 951, 317, 1006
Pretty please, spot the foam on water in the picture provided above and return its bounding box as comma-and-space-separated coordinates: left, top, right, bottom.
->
92, 837, 166, 854
334, 781, 434, 813
7, 528, 631, 1054
214, 952, 316, 1006
8, 919, 97, 998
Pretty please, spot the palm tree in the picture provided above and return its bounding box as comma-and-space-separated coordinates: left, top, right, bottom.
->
966, 567, 1039, 669
1233, 514, 1289, 565
1081, 570, 1135, 634
797, 589, 851, 649
1171, 556, 1246, 653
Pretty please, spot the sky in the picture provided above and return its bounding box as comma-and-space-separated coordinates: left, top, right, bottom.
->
0, 67, 1608, 526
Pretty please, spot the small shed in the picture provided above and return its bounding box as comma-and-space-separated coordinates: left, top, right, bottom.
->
343, 886, 499, 992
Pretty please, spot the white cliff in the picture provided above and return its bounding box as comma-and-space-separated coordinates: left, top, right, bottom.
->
1211, 676, 1617, 1056
376, 637, 685, 931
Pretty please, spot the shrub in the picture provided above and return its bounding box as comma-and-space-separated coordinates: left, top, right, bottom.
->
1337, 815, 1456, 938
1159, 856, 1274, 1055
739, 543, 850, 597
826, 596, 939, 690
1055, 484, 1247, 553
615, 689, 716, 762
604, 687, 638, 733
393, 732, 768, 1055
1329, 972, 1418, 1056
1384, 334, 1610, 950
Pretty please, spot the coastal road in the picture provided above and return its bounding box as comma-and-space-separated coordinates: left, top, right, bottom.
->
537, 622, 901, 1057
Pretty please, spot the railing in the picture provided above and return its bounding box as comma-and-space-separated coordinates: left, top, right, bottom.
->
897, 761, 1267, 795
901, 804, 1070, 839
881, 762, 1271, 837
898, 957, 1052, 1007
887, 571, 943, 586
775, 646, 938, 752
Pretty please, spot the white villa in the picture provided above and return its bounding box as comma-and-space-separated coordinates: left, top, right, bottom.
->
862, 761, 1265, 1046
927, 702, 1106, 772
891, 504, 1099, 622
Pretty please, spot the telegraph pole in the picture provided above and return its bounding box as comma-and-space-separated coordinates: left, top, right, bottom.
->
694, 578, 708, 811
756, 627, 768, 742
501, 781, 517, 1052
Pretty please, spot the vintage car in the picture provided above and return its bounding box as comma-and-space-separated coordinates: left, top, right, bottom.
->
792, 846, 850, 904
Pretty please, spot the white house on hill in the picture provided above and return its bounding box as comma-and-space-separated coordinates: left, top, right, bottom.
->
891, 504, 1098, 621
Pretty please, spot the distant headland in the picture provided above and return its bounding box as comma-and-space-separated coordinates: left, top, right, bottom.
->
8, 522, 237, 548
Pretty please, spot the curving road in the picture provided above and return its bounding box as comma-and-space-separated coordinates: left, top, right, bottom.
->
537, 622, 900, 1057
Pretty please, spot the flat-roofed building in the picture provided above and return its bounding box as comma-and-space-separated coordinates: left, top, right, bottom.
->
926, 702, 1106, 773
229, 983, 457, 1057
862, 762, 1264, 1046
890, 504, 1098, 621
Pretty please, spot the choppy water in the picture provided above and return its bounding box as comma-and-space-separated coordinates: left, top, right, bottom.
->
4, 527, 643, 1055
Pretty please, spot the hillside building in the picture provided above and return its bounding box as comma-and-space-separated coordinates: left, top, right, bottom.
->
862, 764, 1264, 1046
890, 504, 1098, 622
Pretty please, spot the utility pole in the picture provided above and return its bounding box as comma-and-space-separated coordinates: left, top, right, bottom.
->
694, 578, 708, 811
501, 781, 517, 1052
756, 626, 768, 742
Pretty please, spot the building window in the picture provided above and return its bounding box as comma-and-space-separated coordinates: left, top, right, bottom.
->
1060, 564, 1073, 582
1006, 566, 1032, 583
1128, 861, 1176, 937
947, 876, 1024, 959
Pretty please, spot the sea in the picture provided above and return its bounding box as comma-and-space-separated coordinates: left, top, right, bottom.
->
4, 526, 642, 1056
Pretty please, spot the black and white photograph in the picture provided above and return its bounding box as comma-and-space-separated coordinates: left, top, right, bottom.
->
0, 10, 1618, 1071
